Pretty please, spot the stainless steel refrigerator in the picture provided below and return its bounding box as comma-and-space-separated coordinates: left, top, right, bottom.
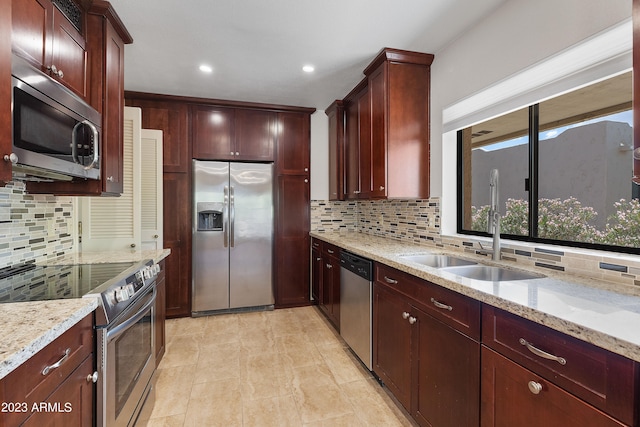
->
192, 160, 274, 314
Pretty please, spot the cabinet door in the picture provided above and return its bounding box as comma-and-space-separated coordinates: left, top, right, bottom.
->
413, 308, 480, 427
11, 0, 51, 69
275, 174, 310, 307
321, 254, 340, 329
367, 64, 387, 199
235, 109, 275, 161
276, 112, 310, 175
191, 105, 235, 160
0, 0, 12, 184
481, 347, 625, 427
140, 129, 164, 250
50, 5, 87, 99
373, 283, 412, 410
326, 100, 345, 201
311, 245, 322, 303
22, 355, 94, 427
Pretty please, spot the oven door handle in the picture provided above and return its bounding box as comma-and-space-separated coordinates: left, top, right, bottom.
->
107, 288, 156, 342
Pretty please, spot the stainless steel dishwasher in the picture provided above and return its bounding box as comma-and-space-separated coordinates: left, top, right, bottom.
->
340, 251, 373, 370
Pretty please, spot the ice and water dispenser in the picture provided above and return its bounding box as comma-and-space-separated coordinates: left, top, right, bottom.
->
196, 202, 224, 231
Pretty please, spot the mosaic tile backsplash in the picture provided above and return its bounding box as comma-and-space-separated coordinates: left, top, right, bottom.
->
0, 182, 74, 269
311, 198, 640, 290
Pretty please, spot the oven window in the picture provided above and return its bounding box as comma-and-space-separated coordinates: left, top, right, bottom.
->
114, 307, 153, 418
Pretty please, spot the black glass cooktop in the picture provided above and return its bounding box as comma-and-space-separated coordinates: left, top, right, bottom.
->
0, 262, 136, 303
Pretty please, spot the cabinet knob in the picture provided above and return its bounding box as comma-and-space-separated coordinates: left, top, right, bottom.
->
106, 176, 114, 182
235, 152, 240, 156
402, 311, 410, 320
87, 371, 99, 383
379, 186, 385, 191
528, 381, 543, 395
326, 263, 332, 269
304, 179, 308, 183
230, 151, 234, 155
153, 234, 159, 238
408, 316, 417, 325
48, 64, 64, 78
130, 243, 136, 248
304, 167, 309, 172
3, 153, 18, 164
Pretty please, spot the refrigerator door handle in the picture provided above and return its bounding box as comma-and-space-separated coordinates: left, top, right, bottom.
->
223, 186, 229, 247
230, 185, 235, 247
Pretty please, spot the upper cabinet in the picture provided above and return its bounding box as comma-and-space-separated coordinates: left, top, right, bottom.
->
325, 100, 345, 201
191, 105, 276, 162
12, 0, 88, 100
16, 0, 133, 196
339, 48, 433, 200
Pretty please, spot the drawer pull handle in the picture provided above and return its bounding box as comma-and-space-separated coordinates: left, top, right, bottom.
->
519, 338, 567, 365
42, 348, 71, 375
384, 276, 398, 284
528, 380, 543, 395
402, 311, 410, 319
430, 298, 452, 311
327, 249, 335, 254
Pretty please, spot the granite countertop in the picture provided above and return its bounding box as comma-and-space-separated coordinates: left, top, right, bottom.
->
311, 231, 640, 363
0, 298, 98, 380
0, 248, 171, 381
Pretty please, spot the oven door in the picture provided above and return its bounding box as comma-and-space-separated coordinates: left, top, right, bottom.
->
100, 285, 156, 427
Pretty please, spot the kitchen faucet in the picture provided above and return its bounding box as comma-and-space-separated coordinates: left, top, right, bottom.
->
481, 169, 501, 261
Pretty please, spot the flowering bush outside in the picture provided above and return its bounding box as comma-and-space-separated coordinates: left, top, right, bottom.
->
470, 197, 640, 247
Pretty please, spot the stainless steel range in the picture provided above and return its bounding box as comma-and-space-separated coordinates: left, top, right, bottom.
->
0, 259, 161, 427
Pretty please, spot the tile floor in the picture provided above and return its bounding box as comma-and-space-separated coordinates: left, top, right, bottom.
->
146, 306, 416, 427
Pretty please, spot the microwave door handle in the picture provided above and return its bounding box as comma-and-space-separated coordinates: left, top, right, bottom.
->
71, 120, 100, 170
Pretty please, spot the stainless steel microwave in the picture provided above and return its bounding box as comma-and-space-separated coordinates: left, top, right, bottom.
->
10, 54, 102, 182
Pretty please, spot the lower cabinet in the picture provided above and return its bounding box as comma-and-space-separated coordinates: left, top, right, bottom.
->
481, 346, 625, 427
311, 238, 341, 330
0, 313, 95, 426
373, 263, 481, 426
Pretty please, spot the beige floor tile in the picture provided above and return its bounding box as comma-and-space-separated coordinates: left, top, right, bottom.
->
150, 364, 196, 419
183, 379, 243, 427
157, 308, 415, 427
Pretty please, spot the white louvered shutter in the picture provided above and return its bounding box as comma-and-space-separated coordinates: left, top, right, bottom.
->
79, 107, 142, 251
140, 129, 163, 250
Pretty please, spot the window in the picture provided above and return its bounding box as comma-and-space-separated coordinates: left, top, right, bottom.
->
458, 71, 637, 253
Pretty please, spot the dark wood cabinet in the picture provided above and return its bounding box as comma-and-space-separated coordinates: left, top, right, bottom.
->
23, 1, 132, 196
373, 263, 480, 426
316, 240, 340, 329
0, 0, 12, 184
373, 281, 413, 410
12, 0, 88, 99
192, 106, 275, 161
482, 305, 639, 426
344, 80, 368, 200
311, 239, 322, 303
481, 346, 625, 427
155, 259, 166, 365
0, 314, 94, 427
341, 48, 433, 200
274, 111, 311, 308
325, 100, 345, 201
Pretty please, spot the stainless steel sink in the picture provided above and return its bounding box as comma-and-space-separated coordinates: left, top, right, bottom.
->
441, 265, 545, 281
399, 254, 477, 268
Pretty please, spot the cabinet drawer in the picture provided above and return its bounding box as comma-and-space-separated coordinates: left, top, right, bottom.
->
1, 313, 94, 426
322, 242, 339, 258
375, 263, 480, 340
311, 238, 323, 251
482, 305, 639, 425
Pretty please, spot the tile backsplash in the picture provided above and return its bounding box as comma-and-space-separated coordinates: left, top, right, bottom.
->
311, 198, 640, 292
0, 182, 75, 269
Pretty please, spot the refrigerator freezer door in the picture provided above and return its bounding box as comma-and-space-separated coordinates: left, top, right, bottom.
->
229, 163, 274, 308
192, 160, 230, 312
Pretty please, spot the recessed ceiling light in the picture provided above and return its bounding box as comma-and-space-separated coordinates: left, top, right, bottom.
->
199, 64, 213, 73
302, 65, 315, 73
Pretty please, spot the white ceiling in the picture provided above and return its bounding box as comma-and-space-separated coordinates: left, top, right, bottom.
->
109, 0, 507, 110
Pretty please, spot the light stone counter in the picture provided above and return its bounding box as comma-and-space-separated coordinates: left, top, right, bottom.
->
311, 231, 640, 363
0, 248, 171, 380
47, 248, 171, 265
0, 298, 98, 380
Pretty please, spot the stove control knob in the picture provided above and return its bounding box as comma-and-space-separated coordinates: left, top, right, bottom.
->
135, 271, 144, 281
126, 284, 135, 297
114, 286, 130, 303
